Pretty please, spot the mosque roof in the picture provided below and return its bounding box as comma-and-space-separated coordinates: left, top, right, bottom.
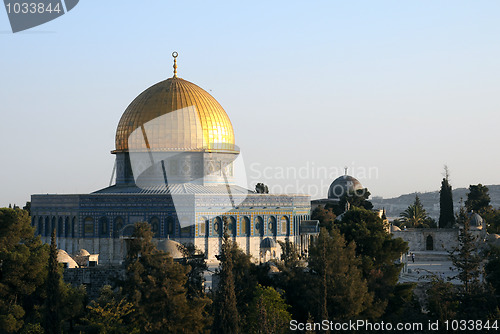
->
327, 174, 364, 200
93, 183, 252, 195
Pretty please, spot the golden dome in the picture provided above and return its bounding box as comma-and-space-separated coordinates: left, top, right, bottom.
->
114, 74, 236, 153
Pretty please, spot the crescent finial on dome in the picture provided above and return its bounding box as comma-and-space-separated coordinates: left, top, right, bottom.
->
172, 51, 178, 78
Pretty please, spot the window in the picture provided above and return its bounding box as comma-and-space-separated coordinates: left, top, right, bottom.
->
114, 217, 123, 237
241, 216, 250, 236
99, 217, 108, 236
58, 217, 63, 237
198, 217, 207, 236
150, 217, 160, 237
84, 217, 94, 237
280, 216, 289, 235
166, 216, 175, 235
268, 216, 276, 235
65, 217, 70, 237
255, 216, 263, 236
72, 217, 77, 238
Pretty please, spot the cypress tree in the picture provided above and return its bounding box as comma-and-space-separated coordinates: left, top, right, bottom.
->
450, 205, 482, 293
212, 226, 239, 334
439, 168, 455, 228
44, 229, 61, 334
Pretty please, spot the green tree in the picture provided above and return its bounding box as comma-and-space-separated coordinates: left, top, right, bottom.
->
308, 227, 373, 320
426, 277, 459, 322
178, 243, 208, 300
399, 195, 433, 228
482, 208, 500, 234
485, 245, 500, 306
246, 284, 292, 334
338, 188, 374, 213
212, 227, 239, 334
439, 166, 455, 228
336, 207, 409, 318
450, 206, 482, 293
81, 286, 139, 334
255, 183, 269, 194
122, 222, 209, 333
448, 205, 499, 320
274, 240, 313, 323
323, 189, 374, 216
0, 208, 48, 333
311, 205, 336, 231
44, 229, 61, 334
465, 184, 491, 214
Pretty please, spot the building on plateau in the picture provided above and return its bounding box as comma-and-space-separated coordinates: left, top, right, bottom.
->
31, 54, 314, 264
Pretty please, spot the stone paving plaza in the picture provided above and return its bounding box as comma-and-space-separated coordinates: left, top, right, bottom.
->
399, 251, 461, 284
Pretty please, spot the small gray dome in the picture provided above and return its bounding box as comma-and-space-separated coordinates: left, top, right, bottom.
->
260, 237, 276, 249
327, 175, 364, 200
469, 212, 484, 229
75, 249, 90, 257
157, 239, 183, 259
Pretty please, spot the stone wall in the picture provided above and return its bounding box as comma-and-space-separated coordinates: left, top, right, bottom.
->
392, 228, 460, 252
63, 266, 125, 300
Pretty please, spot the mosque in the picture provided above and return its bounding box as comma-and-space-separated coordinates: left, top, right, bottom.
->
30, 53, 316, 264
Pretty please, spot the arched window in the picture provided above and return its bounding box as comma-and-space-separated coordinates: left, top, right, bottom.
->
213, 217, 222, 236
114, 217, 124, 237
255, 216, 263, 236
64, 217, 70, 237
241, 216, 250, 236
99, 217, 109, 236
426, 235, 434, 251
280, 216, 289, 235
166, 216, 175, 236
51, 217, 56, 235
44, 217, 49, 236
198, 216, 207, 236
71, 217, 77, 238
228, 216, 236, 236
84, 217, 94, 237
268, 216, 277, 236
38, 217, 43, 236
150, 217, 160, 237
180, 217, 192, 236
57, 217, 63, 237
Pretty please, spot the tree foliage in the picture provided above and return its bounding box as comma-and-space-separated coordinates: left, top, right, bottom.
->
82, 285, 139, 334
212, 228, 239, 334
0, 208, 48, 333
336, 207, 409, 318
439, 168, 455, 228
311, 205, 336, 231
122, 222, 209, 333
465, 184, 491, 214
449, 207, 482, 293
255, 183, 269, 194
308, 227, 373, 320
44, 229, 62, 334
399, 195, 435, 228
245, 284, 291, 334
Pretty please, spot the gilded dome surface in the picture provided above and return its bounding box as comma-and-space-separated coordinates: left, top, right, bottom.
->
115, 76, 236, 153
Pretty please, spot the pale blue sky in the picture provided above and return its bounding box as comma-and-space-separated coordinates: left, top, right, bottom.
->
1, 1, 500, 207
